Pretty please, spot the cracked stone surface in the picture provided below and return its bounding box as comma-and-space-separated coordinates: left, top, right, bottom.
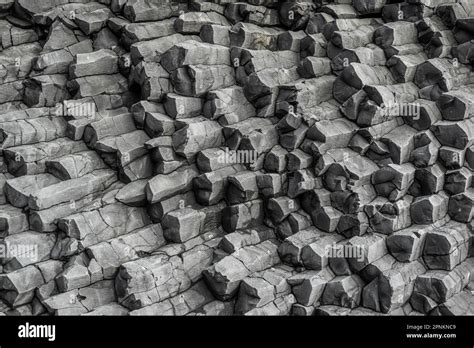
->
0, 0, 472, 316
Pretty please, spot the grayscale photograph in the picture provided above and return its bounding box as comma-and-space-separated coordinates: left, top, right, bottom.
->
0, 0, 472, 345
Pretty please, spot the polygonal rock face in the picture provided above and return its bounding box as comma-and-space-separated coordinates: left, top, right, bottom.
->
0, 0, 472, 319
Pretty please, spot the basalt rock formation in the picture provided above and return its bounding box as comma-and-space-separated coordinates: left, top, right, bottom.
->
0, 0, 473, 316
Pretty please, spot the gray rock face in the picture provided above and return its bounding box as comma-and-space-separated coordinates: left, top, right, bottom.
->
0, 0, 472, 319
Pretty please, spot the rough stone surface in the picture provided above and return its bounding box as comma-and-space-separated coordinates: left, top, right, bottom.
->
0, 0, 472, 318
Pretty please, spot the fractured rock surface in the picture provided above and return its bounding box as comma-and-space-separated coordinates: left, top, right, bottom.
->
0, 0, 472, 317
